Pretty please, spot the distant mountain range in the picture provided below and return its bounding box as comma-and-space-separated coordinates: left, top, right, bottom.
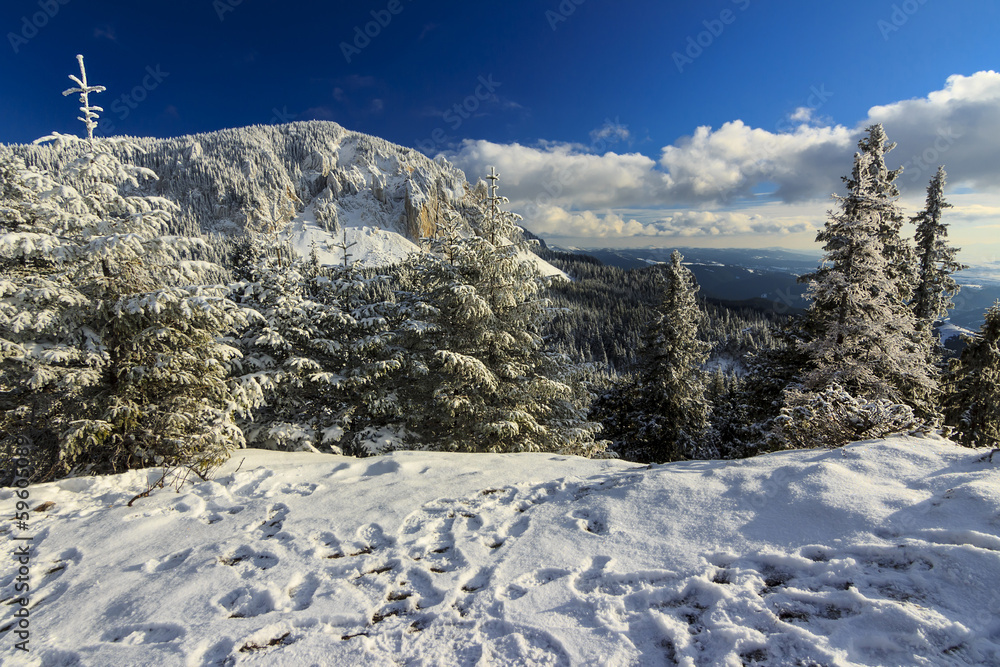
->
565, 246, 999, 331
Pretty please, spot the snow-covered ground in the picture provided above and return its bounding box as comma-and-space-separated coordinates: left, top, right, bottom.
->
3, 436, 999, 666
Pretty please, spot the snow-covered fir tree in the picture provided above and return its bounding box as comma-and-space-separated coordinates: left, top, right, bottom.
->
942, 303, 1000, 449
911, 166, 966, 333
0, 56, 249, 481
396, 172, 604, 456
782, 150, 937, 446
851, 124, 918, 299
230, 238, 404, 455
600, 251, 712, 463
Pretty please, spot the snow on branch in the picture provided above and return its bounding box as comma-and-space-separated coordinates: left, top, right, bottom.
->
62, 54, 106, 146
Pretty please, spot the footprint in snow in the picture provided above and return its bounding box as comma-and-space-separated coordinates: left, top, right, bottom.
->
353, 523, 393, 552
219, 545, 279, 572
235, 625, 297, 654
143, 547, 193, 574
286, 572, 321, 611
258, 503, 290, 539
219, 585, 277, 618
310, 530, 347, 559
504, 515, 531, 539
569, 508, 608, 535
232, 468, 276, 498
101, 623, 185, 644
280, 482, 320, 497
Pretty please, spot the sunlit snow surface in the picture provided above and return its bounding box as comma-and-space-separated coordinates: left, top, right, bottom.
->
3, 436, 1000, 666
281, 202, 567, 282
282, 203, 421, 270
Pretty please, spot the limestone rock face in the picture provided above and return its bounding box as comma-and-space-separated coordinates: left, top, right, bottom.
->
11, 120, 564, 275
13, 120, 476, 242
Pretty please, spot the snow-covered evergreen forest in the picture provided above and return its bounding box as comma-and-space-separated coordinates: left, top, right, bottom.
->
2, 56, 1000, 666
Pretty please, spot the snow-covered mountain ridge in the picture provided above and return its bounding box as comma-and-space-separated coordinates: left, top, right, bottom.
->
3, 436, 998, 665
8, 121, 563, 275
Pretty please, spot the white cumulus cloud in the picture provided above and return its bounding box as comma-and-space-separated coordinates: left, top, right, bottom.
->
440, 71, 1000, 242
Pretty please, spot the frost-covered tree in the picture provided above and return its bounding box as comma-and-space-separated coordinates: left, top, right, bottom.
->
0, 56, 249, 481
796, 151, 936, 417
601, 251, 712, 463
397, 174, 604, 456
775, 383, 919, 450
850, 124, 918, 299
230, 243, 404, 455
942, 303, 1000, 449
911, 166, 966, 333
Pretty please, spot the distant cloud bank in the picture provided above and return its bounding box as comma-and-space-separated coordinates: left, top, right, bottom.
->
442, 71, 1000, 242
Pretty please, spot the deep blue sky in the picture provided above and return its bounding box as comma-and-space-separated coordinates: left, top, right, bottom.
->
1, 0, 995, 148
3, 0, 1000, 254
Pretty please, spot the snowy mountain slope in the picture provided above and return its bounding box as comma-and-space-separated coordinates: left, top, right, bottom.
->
281, 201, 422, 269
8, 121, 565, 277
283, 201, 566, 278
3, 437, 999, 666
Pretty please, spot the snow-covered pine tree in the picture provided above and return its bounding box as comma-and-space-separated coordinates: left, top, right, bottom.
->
0, 55, 249, 482
850, 124, 918, 300
942, 303, 1000, 449
911, 166, 966, 333
781, 150, 937, 447
230, 237, 404, 455
608, 251, 712, 463
397, 172, 604, 456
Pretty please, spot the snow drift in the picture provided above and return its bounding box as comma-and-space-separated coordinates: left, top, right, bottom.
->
2, 436, 999, 666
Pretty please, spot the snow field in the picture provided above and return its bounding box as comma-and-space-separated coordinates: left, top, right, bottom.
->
1, 437, 999, 666
282, 201, 567, 279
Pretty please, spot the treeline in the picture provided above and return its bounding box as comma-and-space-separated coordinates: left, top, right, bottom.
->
539, 251, 782, 371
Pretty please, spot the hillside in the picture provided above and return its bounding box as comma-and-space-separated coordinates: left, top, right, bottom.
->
8, 121, 563, 276
3, 437, 998, 666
